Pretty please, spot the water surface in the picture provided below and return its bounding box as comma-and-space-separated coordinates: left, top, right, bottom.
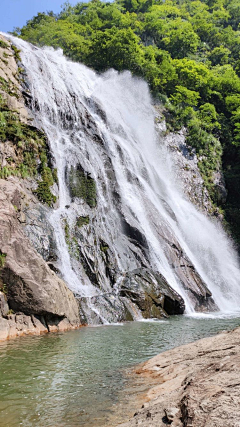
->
0, 315, 240, 427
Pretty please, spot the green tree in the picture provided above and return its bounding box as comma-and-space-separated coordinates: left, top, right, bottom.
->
208, 46, 231, 66
86, 27, 143, 71
160, 19, 200, 59
170, 85, 200, 107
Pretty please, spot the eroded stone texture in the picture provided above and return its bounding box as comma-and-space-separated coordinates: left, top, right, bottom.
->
119, 327, 240, 427
0, 179, 80, 338
0, 291, 9, 317
0, 34, 29, 123
119, 268, 185, 318
0, 317, 9, 341
0, 311, 81, 341
155, 114, 227, 217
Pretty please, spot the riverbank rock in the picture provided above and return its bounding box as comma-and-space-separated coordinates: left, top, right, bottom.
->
119, 326, 240, 427
0, 311, 80, 341
0, 179, 81, 337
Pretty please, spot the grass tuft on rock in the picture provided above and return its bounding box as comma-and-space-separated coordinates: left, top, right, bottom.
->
69, 164, 97, 208
76, 216, 89, 227
0, 251, 6, 269
0, 39, 8, 49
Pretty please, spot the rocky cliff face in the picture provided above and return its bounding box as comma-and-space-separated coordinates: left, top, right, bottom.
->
0, 34, 80, 340
155, 110, 227, 217
0, 34, 228, 335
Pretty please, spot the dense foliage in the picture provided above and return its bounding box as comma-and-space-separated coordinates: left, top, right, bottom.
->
14, 0, 240, 243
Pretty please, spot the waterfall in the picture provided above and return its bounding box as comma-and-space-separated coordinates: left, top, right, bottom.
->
4, 34, 240, 322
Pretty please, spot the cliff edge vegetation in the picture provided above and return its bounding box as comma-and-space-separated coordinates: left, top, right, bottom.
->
14, 0, 240, 245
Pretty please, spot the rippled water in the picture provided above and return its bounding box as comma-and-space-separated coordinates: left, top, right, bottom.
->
0, 315, 240, 427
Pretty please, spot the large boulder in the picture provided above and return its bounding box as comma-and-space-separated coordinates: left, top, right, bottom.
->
119, 268, 185, 318
0, 179, 80, 327
163, 238, 217, 312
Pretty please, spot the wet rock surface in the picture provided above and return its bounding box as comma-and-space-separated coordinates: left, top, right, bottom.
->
119, 269, 185, 318
119, 326, 240, 427
24, 202, 57, 262
163, 239, 217, 312
61, 138, 215, 321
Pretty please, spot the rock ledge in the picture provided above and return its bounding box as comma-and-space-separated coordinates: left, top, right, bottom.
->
119, 326, 240, 427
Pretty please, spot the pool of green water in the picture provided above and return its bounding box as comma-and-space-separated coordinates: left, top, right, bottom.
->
0, 314, 240, 427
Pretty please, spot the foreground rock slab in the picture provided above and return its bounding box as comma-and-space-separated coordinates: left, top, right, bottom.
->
119, 326, 240, 427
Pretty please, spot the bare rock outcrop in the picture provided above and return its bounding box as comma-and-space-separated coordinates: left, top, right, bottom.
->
0, 178, 80, 340
119, 268, 185, 318
0, 35, 81, 340
155, 113, 227, 217
0, 34, 29, 122
119, 326, 240, 427
0, 311, 77, 341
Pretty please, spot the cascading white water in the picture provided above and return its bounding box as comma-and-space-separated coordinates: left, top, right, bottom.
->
4, 34, 240, 320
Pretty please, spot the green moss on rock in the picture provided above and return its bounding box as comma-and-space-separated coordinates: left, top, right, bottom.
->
11, 44, 21, 62
0, 251, 6, 269
76, 216, 89, 227
0, 76, 19, 98
0, 94, 57, 206
69, 165, 97, 208
100, 242, 109, 253
52, 168, 58, 183
35, 178, 57, 206
64, 219, 70, 249
35, 154, 57, 206
0, 39, 8, 49
64, 219, 80, 258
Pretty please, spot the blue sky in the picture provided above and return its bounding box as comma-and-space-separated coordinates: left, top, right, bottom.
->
0, 0, 80, 33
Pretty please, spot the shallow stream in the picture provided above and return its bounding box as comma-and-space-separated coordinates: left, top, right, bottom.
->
0, 314, 240, 427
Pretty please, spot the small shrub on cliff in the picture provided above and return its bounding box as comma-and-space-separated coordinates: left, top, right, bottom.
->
69, 165, 97, 208
0, 39, 8, 49
0, 76, 19, 98
76, 216, 90, 227
35, 154, 57, 206
0, 251, 6, 272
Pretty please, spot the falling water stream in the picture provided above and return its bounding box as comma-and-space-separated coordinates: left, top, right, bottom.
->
3, 34, 240, 320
